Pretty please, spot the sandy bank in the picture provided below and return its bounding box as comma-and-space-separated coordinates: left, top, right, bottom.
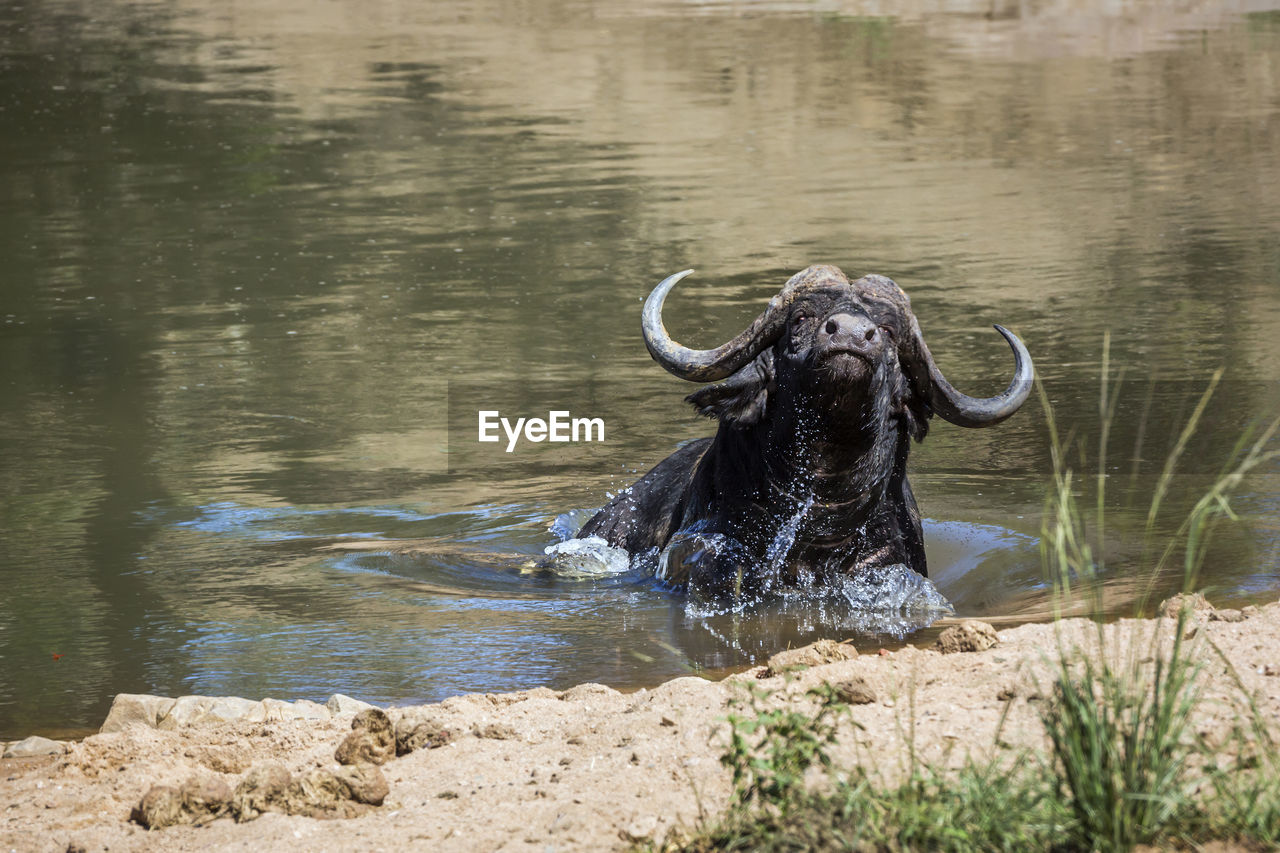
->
3, 599, 1279, 852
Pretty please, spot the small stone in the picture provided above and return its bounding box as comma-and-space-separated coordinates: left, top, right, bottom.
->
326, 694, 376, 715
353, 707, 393, 732
934, 621, 998, 654
395, 715, 455, 756
651, 676, 721, 703
621, 814, 659, 842
559, 683, 620, 701
261, 698, 330, 722
131, 785, 185, 830
1264, 665, 1280, 677
333, 763, 389, 806
335, 709, 395, 766
833, 676, 876, 705
158, 695, 263, 730
483, 686, 559, 706
2, 736, 65, 758
1158, 592, 1213, 619
231, 763, 292, 821
180, 775, 232, 823
473, 722, 518, 740
99, 694, 177, 733
288, 769, 353, 816
764, 639, 858, 676
191, 745, 249, 775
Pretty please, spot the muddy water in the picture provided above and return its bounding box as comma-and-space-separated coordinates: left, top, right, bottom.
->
2, 0, 1279, 737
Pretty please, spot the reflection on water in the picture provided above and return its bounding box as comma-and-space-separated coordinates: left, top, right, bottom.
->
1, 0, 1279, 737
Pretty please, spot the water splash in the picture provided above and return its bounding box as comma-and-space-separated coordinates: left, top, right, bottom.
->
764, 493, 816, 568
827, 563, 955, 635
684, 560, 954, 628
541, 535, 632, 578
546, 503, 954, 638
547, 508, 598, 542
839, 563, 953, 613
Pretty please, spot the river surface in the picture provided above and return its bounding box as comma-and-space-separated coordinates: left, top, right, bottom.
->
2, 0, 1280, 738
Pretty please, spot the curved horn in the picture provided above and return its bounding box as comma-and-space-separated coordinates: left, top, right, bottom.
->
642, 270, 789, 382
914, 322, 1034, 428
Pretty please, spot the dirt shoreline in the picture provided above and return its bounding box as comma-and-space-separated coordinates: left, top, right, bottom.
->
4, 600, 1279, 852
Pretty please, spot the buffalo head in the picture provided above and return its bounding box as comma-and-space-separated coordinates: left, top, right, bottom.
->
644, 264, 1031, 433
576, 264, 1032, 600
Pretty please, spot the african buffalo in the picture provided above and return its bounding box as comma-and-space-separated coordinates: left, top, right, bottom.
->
577, 265, 1033, 598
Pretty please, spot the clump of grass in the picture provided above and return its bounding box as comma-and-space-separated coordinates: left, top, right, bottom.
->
1037, 624, 1201, 851
719, 680, 850, 814
1189, 742, 1280, 846
684, 677, 1067, 852
1037, 348, 1280, 851
680, 757, 1068, 853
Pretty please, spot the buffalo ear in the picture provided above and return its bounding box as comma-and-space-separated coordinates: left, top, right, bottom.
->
685, 351, 773, 426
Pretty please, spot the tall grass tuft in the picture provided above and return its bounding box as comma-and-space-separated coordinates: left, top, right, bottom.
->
1036, 347, 1280, 851
1038, 621, 1201, 850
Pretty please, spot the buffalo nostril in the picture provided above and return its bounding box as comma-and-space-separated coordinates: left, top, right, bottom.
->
825, 319, 838, 335
865, 328, 876, 342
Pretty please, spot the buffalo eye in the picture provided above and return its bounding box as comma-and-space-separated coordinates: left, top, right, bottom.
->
786, 314, 810, 352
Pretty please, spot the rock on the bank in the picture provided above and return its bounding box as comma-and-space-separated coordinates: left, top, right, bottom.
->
934, 621, 999, 654
159, 696, 265, 730
3, 736, 67, 758
99, 694, 178, 733
335, 709, 396, 766
326, 694, 376, 715
99, 692, 380, 733
763, 639, 859, 676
